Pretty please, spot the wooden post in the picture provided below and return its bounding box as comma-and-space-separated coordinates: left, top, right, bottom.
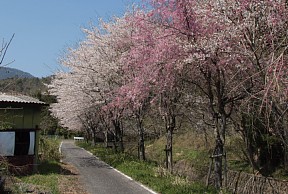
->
206, 156, 213, 187
224, 151, 227, 189
284, 118, 288, 171
165, 145, 168, 169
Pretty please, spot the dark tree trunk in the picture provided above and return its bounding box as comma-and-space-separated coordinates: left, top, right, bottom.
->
91, 128, 97, 146
214, 137, 223, 189
113, 119, 124, 153
119, 133, 124, 152
283, 116, 288, 171
85, 128, 92, 143
136, 110, 146, 161
213, 114, 227, 189
166, 127, 173, 172
138, 127, 146, 161
165, 115, 175, 173
112, 133, 117, 152
104, 129, 109, 148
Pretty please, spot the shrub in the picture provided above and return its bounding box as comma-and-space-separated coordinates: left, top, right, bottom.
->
39, 137, 61, 161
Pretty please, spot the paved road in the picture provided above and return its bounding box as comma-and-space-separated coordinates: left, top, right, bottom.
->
61, 140, 156, 194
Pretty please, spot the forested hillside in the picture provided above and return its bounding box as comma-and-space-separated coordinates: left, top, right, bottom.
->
0, 77, 48, 95
0, 67, 34, 80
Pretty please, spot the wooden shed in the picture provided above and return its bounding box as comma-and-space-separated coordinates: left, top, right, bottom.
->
0, 93, 46, 173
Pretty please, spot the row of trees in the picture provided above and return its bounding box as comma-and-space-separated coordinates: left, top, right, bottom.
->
49, 0, 288, 189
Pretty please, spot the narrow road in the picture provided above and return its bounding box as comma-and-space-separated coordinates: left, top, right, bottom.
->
61, 140, 156, 194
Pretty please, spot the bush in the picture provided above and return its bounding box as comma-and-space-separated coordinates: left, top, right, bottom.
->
39, 137, 61, 161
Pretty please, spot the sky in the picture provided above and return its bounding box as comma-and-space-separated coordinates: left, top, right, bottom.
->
0, 0, 141, 78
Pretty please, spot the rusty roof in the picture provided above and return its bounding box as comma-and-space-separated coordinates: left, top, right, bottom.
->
0, 93, 46, 105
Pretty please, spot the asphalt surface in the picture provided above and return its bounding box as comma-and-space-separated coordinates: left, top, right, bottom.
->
61, 140, 156, 194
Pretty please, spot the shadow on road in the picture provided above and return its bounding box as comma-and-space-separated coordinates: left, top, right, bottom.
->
37, 160, 78, 176
78, 157, 113, 169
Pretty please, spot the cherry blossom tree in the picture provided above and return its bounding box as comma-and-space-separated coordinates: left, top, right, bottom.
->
49, 0, 288, 190
112, 84, 150, 160
128, 0, 288, 188
120, 0, 232, 185
221, 0, 288, 175
117, 8, 188, 170
49, 17, 129, 139
78, 105, 103, 145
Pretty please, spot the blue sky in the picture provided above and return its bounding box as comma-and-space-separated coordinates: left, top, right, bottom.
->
0, 0, 141, 78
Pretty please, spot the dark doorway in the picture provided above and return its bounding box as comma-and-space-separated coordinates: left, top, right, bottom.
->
14, 132, 30, 155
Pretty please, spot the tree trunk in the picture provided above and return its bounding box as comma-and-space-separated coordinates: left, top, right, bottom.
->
104, 129, 109, 148
112, 132, 118, 152
136, 112, 146, 161
166, 127, 173, 173
113, 120, 124, 152
138, 126, 146, 161
165, 114, 175, 173
283, 116, 288, 171
119, 133, 124, 153
113, 119, 124, 153
214, 137, 223, 189
213, 114, 226, 189
85, 128, 92, 143
91, 129, 96, 146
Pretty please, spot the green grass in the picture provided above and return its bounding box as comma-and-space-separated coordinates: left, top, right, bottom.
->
6, 137, 63, 194
117, 161, 214, 194
228, 160, 251, 172
5, 160, 62, 194
144, 132, 212, 182
20, 174, 59, 194
77, 141, 216, 194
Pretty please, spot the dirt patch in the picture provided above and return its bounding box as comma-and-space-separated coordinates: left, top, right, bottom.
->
58, 162, 89, 194
3, 177, 51, 194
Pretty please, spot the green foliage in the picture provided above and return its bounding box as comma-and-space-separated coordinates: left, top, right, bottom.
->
0, 77, 46, 96
0, 121, 13, 130
39, 137, 61, 162
0, 110, 14, 130
55, 127, 70, 139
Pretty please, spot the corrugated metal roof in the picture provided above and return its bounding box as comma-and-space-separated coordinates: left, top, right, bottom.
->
0, 93, 46, 105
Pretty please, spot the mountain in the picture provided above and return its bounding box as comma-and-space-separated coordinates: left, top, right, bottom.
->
0, 67, 34, 80
0, 77, 46, 95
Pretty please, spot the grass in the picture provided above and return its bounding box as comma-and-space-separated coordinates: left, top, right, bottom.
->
4, 137, 63, 194
77, 141, 217, 194
20, 160, 62, 193
4, 160, 62, 194
145, 131, 212, 182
